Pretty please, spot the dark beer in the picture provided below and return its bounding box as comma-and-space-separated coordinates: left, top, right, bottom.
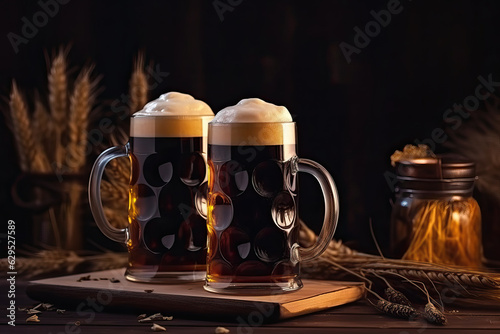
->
126, 136, 208, 280
124, 110, 213, 282
206, 122, 301, 289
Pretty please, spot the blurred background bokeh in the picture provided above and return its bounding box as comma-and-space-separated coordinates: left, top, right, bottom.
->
2, 0, 500, 256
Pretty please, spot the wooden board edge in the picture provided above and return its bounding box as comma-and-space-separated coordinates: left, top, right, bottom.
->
278, 284, 366, 319
25, 282, 283, 322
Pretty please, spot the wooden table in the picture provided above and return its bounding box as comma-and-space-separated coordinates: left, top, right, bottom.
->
3, 280, 500, 333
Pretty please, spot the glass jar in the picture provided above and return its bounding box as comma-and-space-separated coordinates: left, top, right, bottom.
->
390, 156, 483, 268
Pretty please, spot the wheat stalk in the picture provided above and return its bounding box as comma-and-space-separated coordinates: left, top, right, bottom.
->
0, 250, 128, 278
104, 207, 129, 229
129, 52, 148, 114
63, 68, 95, 250
107, 159, 130, 184
99, 133, 130, 229
48, 49, 68, 169
304, 250, 500, 290
32, 94, 53, 161
9, 81, 50, 172
299, 222, 500, 303
9, 81, 31, 171
67, 68, 94, 173
100, 179, 129, 201
101, 175, 129, 229
444, 96, 500, 203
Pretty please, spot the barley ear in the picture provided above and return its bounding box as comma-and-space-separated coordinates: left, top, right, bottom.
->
424, 302, 447, 325
48, 49, 68, 169
67, 68, 94, 173
9, 81, 50, 172
129, 52, 148, 114
33, 93, 54, 161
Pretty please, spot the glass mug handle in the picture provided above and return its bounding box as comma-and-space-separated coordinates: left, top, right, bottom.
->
88, 144, 130, 243
290, 156, 340, 264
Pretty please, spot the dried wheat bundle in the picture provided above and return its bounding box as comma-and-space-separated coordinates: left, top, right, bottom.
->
299, 223, 500, 305
7, 49, 97, 174
5, 49, 100, 250
402, 198, 482, 267
444, 96, 500, 203
0, 250, 128, 279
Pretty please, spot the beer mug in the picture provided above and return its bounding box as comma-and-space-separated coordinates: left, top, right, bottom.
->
88, 92, 214, 282
204, 98, 339, 294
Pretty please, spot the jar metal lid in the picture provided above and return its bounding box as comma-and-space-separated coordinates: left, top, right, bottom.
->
394, 154, 477, 194
394, 155, 476, 179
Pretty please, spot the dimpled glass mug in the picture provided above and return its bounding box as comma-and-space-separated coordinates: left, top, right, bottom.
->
88, 92, 214, 282
204, 98, 339, 294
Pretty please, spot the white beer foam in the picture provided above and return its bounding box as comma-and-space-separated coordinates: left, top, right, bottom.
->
134, 92, 214, 116
211, 98, 292, 123
131, 92, 214, 138
209, 98, 295, 146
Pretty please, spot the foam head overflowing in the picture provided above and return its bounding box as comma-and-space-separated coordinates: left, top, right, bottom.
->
209, 98, 295, 146
131, 92, 214, 137
211, 98, 292, 123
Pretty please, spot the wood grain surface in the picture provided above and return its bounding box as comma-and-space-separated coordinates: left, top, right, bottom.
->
25, 268, 365, 321
3, 274, 500, 333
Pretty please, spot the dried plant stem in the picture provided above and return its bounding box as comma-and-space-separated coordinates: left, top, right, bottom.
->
319, 257, 377, 298
372, 267, 500, 291
379, 271, 449, 325
444, 96, 500, 203
48, 207, 62, 249
402, 198, 482, 268
48, 50, 68, 169
106, 157, 130, 185
9, 81, 30, 171
101, 179, 128, 201
407, 279, 448, 325
299, 223, 500, 305
100, 133, 131, 229
63, 68, 94, 250
9, 81, 50, 172
325, 261, 421, 321
101, 176, 129, 229
32, 96, 53, 161
380, 270, 443, 310
0, 250, 128, 278
129, 53, 148, 114
64, 184, 85, 250
367, 270, 412, 307
67, 69, 93, 173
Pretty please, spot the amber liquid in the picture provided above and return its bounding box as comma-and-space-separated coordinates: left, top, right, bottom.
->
206, 144, 300, 285
126, 137, 208, 280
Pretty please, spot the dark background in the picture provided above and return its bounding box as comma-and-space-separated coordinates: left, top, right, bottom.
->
1, 0, 500, 255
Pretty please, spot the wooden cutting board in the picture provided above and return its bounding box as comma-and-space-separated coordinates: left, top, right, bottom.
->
26, 268, 365, 322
